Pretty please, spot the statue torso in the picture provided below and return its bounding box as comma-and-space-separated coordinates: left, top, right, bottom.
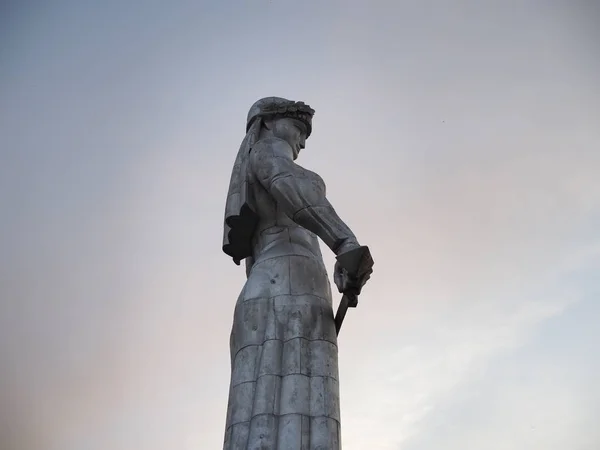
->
249, 154, 326, 266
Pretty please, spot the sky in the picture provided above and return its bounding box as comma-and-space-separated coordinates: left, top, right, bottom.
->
1, 1, 599, 449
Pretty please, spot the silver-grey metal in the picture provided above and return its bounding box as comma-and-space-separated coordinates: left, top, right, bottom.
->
222, 97, 373, 450
333, 245, 373, 335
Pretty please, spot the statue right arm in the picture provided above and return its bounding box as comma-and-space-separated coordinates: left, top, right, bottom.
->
250, 138, 360, 256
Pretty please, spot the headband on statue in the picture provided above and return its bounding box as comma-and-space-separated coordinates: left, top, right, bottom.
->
246, 97, 315, 137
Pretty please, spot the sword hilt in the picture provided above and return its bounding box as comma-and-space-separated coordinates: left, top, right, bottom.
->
333, 245, 374, 336
345, 290, 359, 308
334, 290, 359, 335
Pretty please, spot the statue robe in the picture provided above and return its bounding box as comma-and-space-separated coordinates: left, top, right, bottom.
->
223, 137, 359, 450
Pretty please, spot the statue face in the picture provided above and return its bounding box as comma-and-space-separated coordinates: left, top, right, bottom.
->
271, 117, 308, 160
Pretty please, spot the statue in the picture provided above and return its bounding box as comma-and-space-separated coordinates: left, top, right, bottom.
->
222, 97, 373, 449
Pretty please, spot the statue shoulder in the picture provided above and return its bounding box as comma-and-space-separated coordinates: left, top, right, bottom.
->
250, 137, 296, 183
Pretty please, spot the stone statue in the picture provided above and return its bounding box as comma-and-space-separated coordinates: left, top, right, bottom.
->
222, 97, 373, 449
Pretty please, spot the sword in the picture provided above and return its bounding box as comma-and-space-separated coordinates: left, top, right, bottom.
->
334, 245, 373, 335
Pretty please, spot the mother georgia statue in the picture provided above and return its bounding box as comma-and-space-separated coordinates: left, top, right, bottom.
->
222, 97, 373, 449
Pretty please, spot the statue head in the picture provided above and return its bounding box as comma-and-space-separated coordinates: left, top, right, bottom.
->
246, 97, 315, 159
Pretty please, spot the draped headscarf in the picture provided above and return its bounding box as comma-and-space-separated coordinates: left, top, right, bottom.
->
222, 97, 314, 265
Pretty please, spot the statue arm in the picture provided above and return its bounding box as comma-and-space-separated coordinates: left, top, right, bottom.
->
250, 138, 360, 255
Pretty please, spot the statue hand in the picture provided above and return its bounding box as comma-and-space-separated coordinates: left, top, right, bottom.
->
334, 260, 364, 295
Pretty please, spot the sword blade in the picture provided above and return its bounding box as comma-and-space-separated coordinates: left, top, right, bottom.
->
334, 292, 358, 335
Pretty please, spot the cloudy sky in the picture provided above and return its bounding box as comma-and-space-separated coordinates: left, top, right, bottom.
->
1, 1, 599, 449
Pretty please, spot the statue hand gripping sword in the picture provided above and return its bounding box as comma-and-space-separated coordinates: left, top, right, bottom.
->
333, 245, 374, 335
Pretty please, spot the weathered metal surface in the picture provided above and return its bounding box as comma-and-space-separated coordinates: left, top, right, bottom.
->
222, 97, 373, 450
